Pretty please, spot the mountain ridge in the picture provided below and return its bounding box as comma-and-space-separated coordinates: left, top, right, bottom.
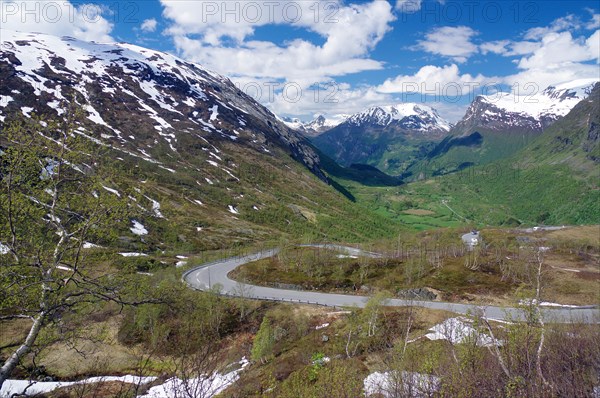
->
0, 29, 327, 181
453, 80, 596, 136
0, 29, 403, 248
311, 102, 451, 174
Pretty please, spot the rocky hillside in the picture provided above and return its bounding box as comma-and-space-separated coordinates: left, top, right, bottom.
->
0, 29, 400, 249
404, 80, 597, 178
524, 82, 600, 171
0, 29, 324, 180
453, 80, 596, 135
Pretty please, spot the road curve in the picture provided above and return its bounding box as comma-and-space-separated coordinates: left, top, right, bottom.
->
182, 246, 599, 323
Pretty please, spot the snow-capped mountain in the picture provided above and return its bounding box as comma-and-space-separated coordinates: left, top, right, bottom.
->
312, 103, 451, 173
280, 116, 305, 131
454, 79, 597, 134
0, 29, 324, 179
281, 114, 346, 137
345, 103, 451, 133
305, 115, 346, 133
0, 30, 402, 252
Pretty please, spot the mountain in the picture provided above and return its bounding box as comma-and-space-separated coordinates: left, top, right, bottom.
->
304, 115, 346, 136
312, 103, 451, 174
0, 29, 401, 248
281, 114, 345, 137
403, 83, 600, 226
524, 82, 600, 172
344, 103, 451, 131
0, 29, 325, 180
406, 80, 597, 177
453, 80, 596, 135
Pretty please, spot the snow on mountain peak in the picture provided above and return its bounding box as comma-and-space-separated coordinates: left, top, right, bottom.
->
0, 29, 325, 179
476, 80, 596, 121
280, 114, 347, 135
346, 103, 451, 132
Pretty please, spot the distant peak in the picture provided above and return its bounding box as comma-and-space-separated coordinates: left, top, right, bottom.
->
345, 102, 451, 132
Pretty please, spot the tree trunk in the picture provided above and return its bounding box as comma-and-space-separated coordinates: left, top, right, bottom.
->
0, 312, 45, 389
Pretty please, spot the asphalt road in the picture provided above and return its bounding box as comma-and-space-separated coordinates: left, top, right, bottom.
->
182, 246, 599, 323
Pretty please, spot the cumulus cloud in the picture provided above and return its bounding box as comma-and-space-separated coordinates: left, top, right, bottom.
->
472, 13, 600, 90
517, 30, 599, 70
0, 0, 113, 42
586, 10, 600, 29
162, 0, 395, 84
140, 18, 157, 33
417, 26, 478, 63
524, 14, 582, 40
503, 29, 599, 89
377, 64, 490, 95
267, 83, 393, 120
479, 40, 510, 55
395, 0, 422, 13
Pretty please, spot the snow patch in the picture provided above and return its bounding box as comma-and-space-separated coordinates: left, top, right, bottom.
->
139, 357, 249, 398
119, 252, 148, 257
102, 185, 121, 197
0, 376, 157, 397
227, 205, 239, 214
209, 104, 219, 121
130, 220, 148, 236
21, 106, 34, 117
519, 299, 584, 308
364, 371, 440, 398
425, 317, 498, 346
144, 195, 164, 218
0, 95, 14, 107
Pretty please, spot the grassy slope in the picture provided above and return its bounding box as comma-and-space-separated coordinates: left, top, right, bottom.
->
312, 125, 441, 176
404, 129, 539, 178
97, 134, 408, 256
330, 87, 599, 228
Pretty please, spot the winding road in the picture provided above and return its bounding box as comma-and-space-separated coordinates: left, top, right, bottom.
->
183, 246, 599, 323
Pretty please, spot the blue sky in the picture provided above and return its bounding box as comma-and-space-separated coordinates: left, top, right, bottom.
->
2, 0, 599, 121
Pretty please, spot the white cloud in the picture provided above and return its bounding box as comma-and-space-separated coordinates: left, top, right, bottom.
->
479, 40, 510, 55
267, 83, 408, 121
504, 62, 600, 91
263, 77, 470, 124
163, 1, 395, 84
503, 41, 542, 56
377, 64, 489, 95
586, 10, 600, 29
140, 18, 157, 33
417, 26, 478, 63
524, 14, 581, 40
0, 0, 113, 42
479, 40, 543, 57
517, 30, 599, 70
500, 29, 599, 90
395, 0, 422, 13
